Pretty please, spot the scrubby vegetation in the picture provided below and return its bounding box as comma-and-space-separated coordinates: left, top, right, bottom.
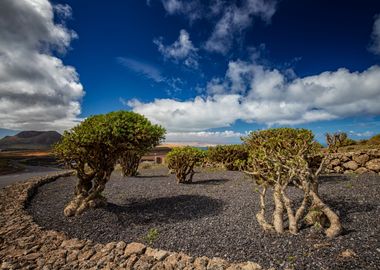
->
54, 111, 165, 216
166, 146, 205, 183
118, 122, 165, 177
326, 132, 356, 152
242, 128, 342, 238
206, 144, 248, 171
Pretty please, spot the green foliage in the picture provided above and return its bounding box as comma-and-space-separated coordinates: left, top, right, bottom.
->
242, 128, 319, 186
325, 132, 356, 153
206, 144, 248, 171
166, 146, 205, 183
366, 133, 380, 145
55, 111, 165, 173
144, 228, 159, 246
54, 111, 165, 199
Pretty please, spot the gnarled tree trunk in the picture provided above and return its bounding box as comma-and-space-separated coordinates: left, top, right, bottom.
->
273, 183, 284, 233
309, 190, 342, 238
64, 169, 112, 217
256, 186, 274, 231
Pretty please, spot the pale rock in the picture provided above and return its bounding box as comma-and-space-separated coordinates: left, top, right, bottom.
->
352, 154, 370, 165
342, 161, 358, 170
365, 159, 380, 172
354, 167, 368, 174
124, 242, 146, 257
145, 247, 169, 261
194, 256, 209, 270
78, 249, 95, 261
207, 257, 230, 270
61, 239, 85, 250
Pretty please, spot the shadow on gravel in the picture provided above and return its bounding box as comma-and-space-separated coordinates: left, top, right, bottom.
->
189, 179, 229, 185
107, 195, 225, 226
326, 198, 376, 222
319, 174, 349, 183
135, 175, 169, 178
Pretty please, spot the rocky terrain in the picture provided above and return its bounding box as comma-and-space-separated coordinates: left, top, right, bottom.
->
324, 149, 380, 174
26, 168, 380, 270
0, 172, 263, 270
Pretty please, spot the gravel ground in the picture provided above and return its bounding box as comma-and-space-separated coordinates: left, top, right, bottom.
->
27, 168, 380, 269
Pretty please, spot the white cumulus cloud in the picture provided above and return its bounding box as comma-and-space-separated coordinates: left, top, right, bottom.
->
0, 0, 84, 131
205, 0, 277, 54
160, 0, 202, 22
154, 29, 199, 68
128, 60, 380, 131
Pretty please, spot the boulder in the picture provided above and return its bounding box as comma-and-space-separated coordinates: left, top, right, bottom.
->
329, 159, 341, 167
124, 242, 146, 257
354, 167, 368, 174
342, 161, 359, 171
352, 154, 369, 166
334, 166, 343, 173
365, 159, 380, 172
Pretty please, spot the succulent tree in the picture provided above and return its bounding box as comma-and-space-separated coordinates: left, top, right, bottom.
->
54, 111, 165, 216
243, 128, 342, 238
325, 132, 355, 153
119, 123, 165, 177
119, 150, 143, 177
207, 144, 248, 170
166, 146, 205, 183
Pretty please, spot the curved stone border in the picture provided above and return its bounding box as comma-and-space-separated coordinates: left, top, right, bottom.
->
0, 173, 264, 270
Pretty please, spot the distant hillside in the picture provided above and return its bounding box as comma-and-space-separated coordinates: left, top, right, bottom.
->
0, 131, 61, 151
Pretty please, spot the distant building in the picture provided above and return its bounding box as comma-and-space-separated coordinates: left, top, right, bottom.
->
141, 146, 172, 164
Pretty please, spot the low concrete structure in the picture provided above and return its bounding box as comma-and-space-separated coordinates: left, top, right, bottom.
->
141, 146, 172, 164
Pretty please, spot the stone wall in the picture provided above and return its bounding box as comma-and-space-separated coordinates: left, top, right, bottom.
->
0, 172, 263, 270
324, 149, 380, 175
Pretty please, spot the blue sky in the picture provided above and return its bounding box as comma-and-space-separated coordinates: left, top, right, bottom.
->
1, 0, 380, 144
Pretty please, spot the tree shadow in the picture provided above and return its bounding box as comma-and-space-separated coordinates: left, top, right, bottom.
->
189, 178, 229, 185
107, 195, 225, 226
319, 174, 350, 183
324, 198, 376, 223
134, 175, 169, 178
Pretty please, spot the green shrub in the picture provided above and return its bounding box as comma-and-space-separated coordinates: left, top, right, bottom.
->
206, 144, 248, 171
54, 111, 165, 216
166, 146, 205, 183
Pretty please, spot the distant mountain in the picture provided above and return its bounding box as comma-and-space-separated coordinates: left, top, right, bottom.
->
0, 128, 18, 139
0, 131, 62, 151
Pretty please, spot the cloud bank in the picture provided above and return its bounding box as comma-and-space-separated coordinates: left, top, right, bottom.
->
0, 0, 84, 131
129, 61, 380, 131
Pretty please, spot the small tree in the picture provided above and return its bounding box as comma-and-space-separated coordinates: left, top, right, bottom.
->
119, 123, 165, 177
166, 147, 205, 183
54, 111, 165, 216
119, 150, 143, 177
243, 128, 342, 238
326, 132, 355, 153
207, 144, 248, 171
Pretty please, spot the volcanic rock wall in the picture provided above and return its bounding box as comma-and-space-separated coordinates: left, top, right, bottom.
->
324, 149, 380, 175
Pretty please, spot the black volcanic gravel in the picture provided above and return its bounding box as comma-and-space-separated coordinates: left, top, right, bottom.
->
27, 168, 380, 269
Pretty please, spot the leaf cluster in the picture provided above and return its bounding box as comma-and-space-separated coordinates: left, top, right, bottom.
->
242, 128, 320, 186
54, 111, 166, 175
166, 146, 205, 183
207, 144, 248, 170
